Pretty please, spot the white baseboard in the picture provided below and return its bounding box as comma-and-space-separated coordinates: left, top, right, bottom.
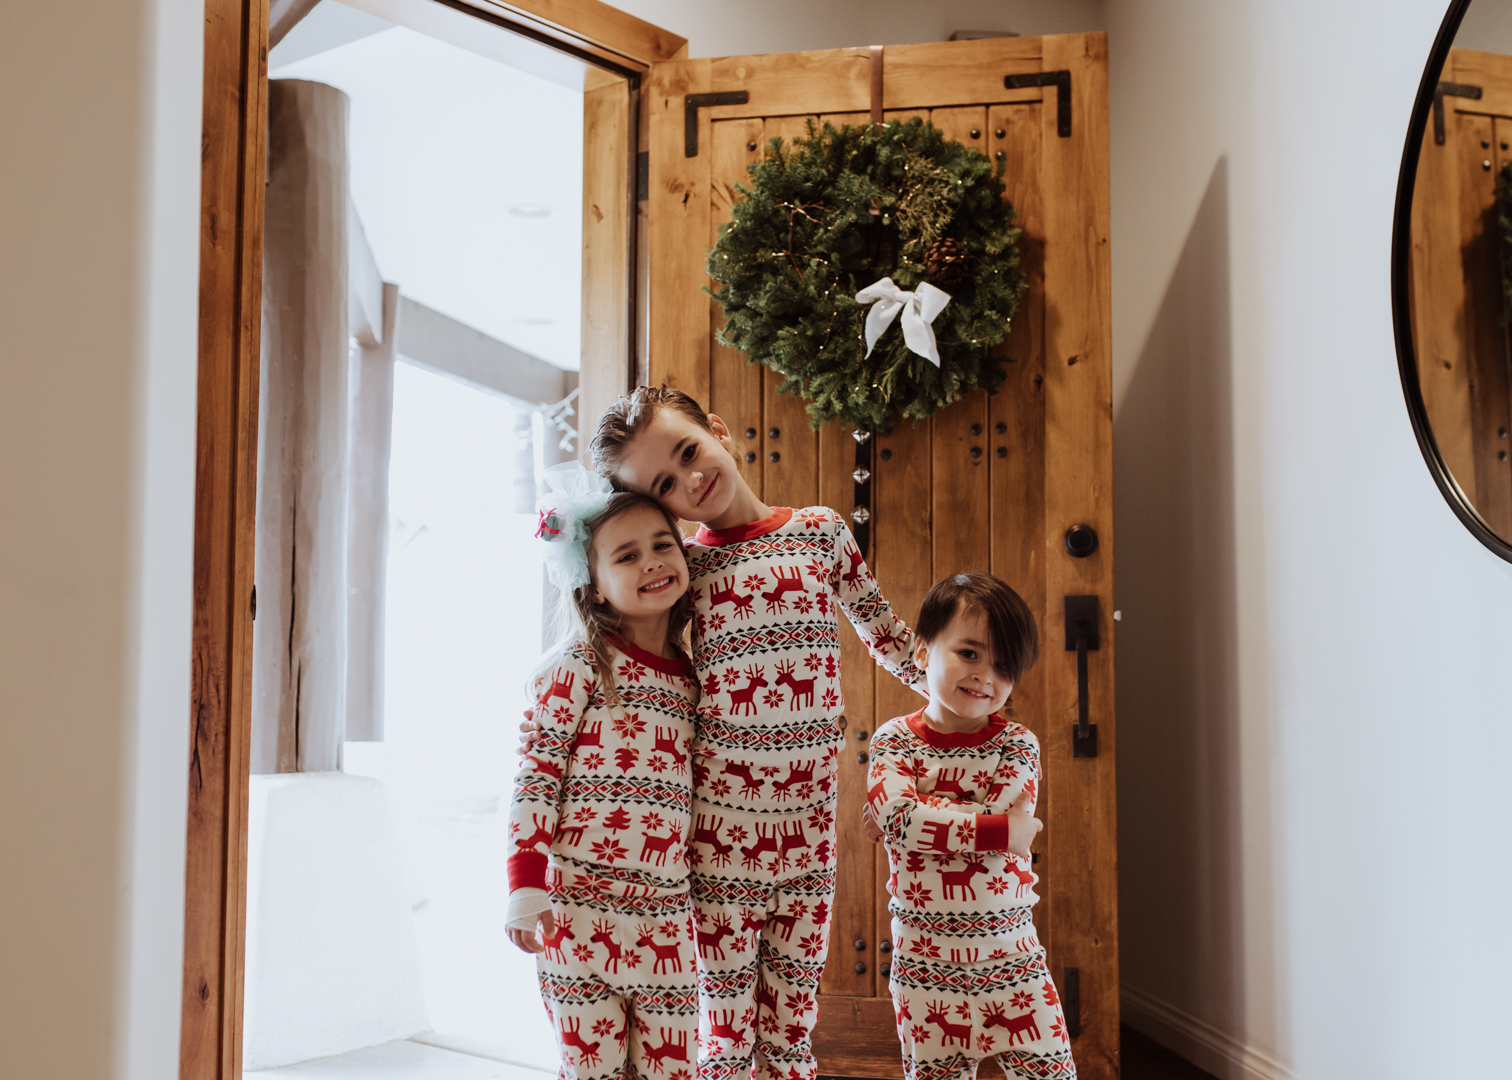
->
1120, 984, 1301, 1080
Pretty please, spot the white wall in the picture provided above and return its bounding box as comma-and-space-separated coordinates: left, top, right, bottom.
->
1108, 1, 1512, 1078
0, 1, 203, 1078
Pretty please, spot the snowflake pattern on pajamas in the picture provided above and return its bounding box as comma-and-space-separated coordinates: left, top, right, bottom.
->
506, 635, 700, 1080
683, 506, 923, 1080
869, 709, 1075, 1079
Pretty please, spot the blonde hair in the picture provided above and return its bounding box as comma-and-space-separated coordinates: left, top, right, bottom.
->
590, 384, 714, 483
547, 491, 692, 704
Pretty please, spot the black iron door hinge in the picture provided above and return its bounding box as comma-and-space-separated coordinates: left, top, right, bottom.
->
1435, 81, 1483, 145
1005, 70, 1073, 137
685, 91, 750, 157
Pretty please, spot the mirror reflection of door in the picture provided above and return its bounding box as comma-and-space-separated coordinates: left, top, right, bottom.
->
1409, 43, 1512, 536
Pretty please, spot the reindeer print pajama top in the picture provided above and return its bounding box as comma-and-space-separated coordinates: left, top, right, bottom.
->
506, 636, 700, 1080
869, 710, 1075, 1080
683, 506, 922, 1080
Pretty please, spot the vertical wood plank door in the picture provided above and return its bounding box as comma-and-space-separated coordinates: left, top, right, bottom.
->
644, 33, 1117, 1080
1408, 47, 1512, 538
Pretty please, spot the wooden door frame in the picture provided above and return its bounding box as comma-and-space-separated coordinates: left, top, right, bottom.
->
184, 2, 683, 1076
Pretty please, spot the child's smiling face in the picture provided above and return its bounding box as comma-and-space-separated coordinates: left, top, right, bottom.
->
611, 407, 741, 525
589, 503, 688, 618
916, 605, 1014, 728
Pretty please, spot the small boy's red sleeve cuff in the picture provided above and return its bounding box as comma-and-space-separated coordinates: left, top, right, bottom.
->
507, 851, 549, 891
974, 813, 1009, 852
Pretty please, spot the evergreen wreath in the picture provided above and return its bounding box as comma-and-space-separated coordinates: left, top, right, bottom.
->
706, 117, 1028, 434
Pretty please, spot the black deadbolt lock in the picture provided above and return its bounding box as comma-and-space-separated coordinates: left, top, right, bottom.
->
1063, 523, 1099, 558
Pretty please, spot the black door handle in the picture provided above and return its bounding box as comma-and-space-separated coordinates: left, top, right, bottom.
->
1064, 595, 1100, 758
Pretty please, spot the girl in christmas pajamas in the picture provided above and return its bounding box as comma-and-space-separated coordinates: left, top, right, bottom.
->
866, 573, 1075, 1080
507, 468, 702, 1080
590, 387, 925, 1080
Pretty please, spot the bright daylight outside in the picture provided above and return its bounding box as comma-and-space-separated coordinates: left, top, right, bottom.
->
243, 2, 588, 1075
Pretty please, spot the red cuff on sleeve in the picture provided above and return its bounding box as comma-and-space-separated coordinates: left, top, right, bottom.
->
974, 813, 1010, 852
507, 851, 549, 891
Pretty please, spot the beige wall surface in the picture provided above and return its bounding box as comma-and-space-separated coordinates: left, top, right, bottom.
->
0, 1, 204, 1078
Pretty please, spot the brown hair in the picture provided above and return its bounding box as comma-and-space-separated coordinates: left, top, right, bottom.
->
590, 384, 714, 482
561, 491, 692, 703
915, 572, 1039, 685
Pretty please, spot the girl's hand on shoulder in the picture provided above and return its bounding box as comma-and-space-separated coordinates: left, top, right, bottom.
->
1007, 790, 1042, 859
507, 908, 557, 954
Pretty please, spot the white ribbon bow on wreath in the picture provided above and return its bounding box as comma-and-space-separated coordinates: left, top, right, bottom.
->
855, 277, 953, 367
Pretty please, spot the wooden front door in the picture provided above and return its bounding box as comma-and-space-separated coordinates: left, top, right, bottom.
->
1409, 46, 1512, 537
644, 34, 1117, 1080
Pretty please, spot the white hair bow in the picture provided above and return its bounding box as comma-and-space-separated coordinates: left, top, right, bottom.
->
855, 277, 953, 367
534, 462, 615, 593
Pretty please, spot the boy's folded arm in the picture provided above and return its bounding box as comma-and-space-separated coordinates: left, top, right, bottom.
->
828, 516, 926, 694
505, 651, 596, 892
869, 744, 1000, 854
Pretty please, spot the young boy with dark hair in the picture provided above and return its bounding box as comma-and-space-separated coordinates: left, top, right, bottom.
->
587, 385, 928, 1080
865, 572, 1074, 1080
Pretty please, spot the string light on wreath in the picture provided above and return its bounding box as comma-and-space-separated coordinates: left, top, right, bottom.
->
705, 117, 1027, 435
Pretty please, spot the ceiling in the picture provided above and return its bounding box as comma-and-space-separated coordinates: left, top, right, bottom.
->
271, 1, 585, 371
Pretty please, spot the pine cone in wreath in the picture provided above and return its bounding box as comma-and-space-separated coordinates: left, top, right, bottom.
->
924, 238, 970, 287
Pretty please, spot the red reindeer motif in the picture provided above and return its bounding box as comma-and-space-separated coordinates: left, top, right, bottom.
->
776, 821, 811, 865
983, 1001, 1042, 1045
589, 919, 631, 973
523, 754, 563, 781
770, 759, 816, 799
1007, 861, 1037, 896
721, 760, 766, 796
559, 1016, 602, 1065
514, 813, 554, 853
539, 914, 574, 963
707, 1009, 752, 1050
773, 661, 816, 710
755, 974, 779, 1013
652, 725, 683, 760
726, 666, 769, 716
740, 908, 769, 936
709, 575, 755, 617
691, 813, 733, 867
696, 912, 736, 959
930, 767, 972, 801
635, 924, 686, 974
871, 625, 904, 653
739, 823, 779, 869
639, 830, 680, 866
760, 566, 806, 611
841, 546, 868, 589
642, 1028, 690, 1072
867, 777, 889, 809
542, 669, 577, 708
924, 1000, 972, 1049
555, 822, 587, 846
764, 910, 800, 942
575, 719, 603, 749
940, 858, 989, 901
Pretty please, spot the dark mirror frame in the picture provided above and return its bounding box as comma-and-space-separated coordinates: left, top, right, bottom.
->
1393, 0, 1512, 561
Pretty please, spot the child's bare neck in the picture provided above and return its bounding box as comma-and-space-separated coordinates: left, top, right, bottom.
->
614, 614, 675, 659
922, 701, 991, 734
703, 487, 775, 532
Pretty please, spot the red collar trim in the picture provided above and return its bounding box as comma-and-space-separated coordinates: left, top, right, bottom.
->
693, 506, 793, 547
607, 634, 692, 679
904, 708, 1008, 748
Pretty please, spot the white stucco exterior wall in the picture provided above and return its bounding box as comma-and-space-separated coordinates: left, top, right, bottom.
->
0, 1, 203, 1078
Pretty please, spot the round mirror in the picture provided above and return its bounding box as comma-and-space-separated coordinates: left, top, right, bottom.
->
1395, 0, 1512, 560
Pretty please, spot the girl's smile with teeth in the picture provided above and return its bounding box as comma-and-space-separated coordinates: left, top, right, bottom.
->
640, 575, 677, 593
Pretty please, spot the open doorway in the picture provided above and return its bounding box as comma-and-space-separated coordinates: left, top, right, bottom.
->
225, 1, 636, 1074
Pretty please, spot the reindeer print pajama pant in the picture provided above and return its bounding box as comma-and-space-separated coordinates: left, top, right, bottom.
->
890, 934, 1076, 1080
535, 894, 699, 1080
688, 798, 838, 1080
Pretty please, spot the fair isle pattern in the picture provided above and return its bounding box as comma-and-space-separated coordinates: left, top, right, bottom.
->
686, 506, 922, 802
506, 638, 699, 899
890, 948, 1076, 1080
869, 711, 1044, 954
535, 899, 699, 1080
